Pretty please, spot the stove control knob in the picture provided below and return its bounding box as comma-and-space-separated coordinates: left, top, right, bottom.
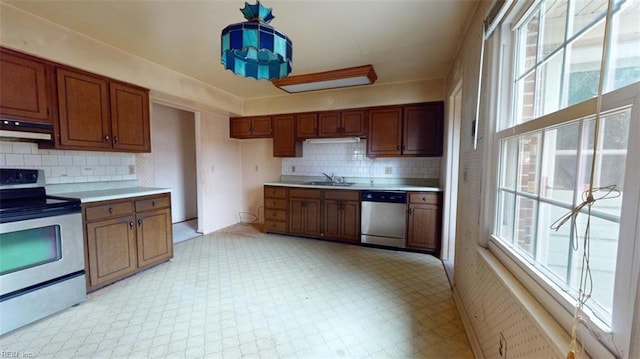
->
14, 172, 23, 181
26, 172, 37, 182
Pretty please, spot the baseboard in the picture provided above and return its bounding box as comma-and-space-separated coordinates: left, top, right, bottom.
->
453, 287, 485, 359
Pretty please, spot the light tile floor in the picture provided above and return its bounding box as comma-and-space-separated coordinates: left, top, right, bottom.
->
0, 225, 473, 358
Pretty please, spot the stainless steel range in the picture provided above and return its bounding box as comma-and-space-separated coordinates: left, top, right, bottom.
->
0, 168, 86, 335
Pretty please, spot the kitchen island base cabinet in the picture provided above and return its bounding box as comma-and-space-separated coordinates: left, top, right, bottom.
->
83, 193, 173, 292
407, 192, 442, 254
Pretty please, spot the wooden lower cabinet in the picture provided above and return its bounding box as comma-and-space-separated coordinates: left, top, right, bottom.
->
323, 190, 360, 242
264, 186, 288, 233
407, 192, 442, 253
289, 188, 322, 237
83, 193, 173, 291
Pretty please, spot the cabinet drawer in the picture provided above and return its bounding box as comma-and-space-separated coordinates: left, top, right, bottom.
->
265, 220, 287, 232
324, 189, 360, 201
265, 209, 287, 221
265, 186, 287, 198
409, 192, 440, 204
289, 188, 321, 199
135, 195, 170, 212
84, 201, 134, 221
265, 198, 287, 209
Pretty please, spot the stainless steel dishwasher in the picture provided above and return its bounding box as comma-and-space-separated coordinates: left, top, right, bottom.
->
360, 191, 407, 248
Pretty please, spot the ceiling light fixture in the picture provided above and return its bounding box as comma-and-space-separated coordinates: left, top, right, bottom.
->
221, 1, 292, 80
272, 65, 377, 93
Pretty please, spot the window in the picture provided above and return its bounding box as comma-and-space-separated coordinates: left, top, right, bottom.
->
490, 0, 640, 355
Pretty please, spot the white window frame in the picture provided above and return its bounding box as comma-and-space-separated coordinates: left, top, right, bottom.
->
481, 1, 640, 357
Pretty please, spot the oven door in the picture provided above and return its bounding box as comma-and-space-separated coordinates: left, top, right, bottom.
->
0, 212, 84, 296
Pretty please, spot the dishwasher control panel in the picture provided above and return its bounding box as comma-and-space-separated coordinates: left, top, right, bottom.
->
360, 191, 407, 203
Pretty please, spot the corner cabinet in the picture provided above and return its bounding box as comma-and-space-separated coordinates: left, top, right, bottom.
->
56, 67, 151, 152
83, 193, 173, 292
0, 47, 54, 125
407, 192, 442, 253
367, 102, 443, 157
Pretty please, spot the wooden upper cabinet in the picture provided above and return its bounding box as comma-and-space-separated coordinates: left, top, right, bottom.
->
56, 68, 151, 152
56, 68, 112, 150
367, 106, 403, 156
367, 102, 444, 157
0, 48, 53, 124
110, 82, 151, 152
295, 113, 318, 139
340, 110, 366, 137
403, 103, 444, 156
272, 114, 301, 157
230, 116, 272, 138
318, 110, 366, 137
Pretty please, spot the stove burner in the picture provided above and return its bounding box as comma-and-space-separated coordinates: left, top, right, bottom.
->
0, 169, 81, 223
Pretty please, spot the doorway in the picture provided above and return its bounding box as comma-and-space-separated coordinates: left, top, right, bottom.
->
151, 103, 199, 243
442, 81, 462, 284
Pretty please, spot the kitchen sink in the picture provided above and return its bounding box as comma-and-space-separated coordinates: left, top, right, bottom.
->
304, 181, 355, 186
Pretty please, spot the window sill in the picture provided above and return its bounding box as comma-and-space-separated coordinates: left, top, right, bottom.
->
480, 242, 616, 359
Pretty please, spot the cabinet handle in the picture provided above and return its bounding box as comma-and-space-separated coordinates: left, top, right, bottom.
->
138, 219, 142, 226
114, 136, 119, 144
396, 145, 401, 151
105, 135, 110, 141
408, 208, 413, 215
152, 201, 155, 207
423, 196, 427, 202
108, 207, 113, 214
402, 145, 406, 151
129, 222, 134, 228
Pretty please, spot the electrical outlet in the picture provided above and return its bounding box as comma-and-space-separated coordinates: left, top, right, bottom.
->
499, 332, 507, 359
128, 165, 135, 175
384, 167, 393, 174
291, 165, 296, 173
255, 165, 259, 172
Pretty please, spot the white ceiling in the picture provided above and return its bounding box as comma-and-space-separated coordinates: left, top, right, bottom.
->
5, 0, 480, 100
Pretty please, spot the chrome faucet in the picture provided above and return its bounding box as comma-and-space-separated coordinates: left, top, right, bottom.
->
321, 172, 335, 183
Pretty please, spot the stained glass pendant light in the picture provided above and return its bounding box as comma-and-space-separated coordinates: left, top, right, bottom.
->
221, 1, 292, 80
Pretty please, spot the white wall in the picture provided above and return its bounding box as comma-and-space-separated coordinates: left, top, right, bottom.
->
151, 103, 197, 223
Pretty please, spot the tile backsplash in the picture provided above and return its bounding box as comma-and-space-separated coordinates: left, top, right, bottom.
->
0, 141, 136, 184
282, 141, 440, 179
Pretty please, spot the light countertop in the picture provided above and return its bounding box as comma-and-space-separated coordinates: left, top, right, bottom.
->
264, 181, 442, 192
54, 187, 171, 203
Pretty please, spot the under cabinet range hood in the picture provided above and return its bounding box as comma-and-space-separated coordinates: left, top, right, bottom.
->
304, 137, 361, 144
0, 119, 53, 141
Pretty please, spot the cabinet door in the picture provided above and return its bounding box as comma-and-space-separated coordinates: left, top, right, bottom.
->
0, 49, 52, 124
86, 215, 137, 288
136, 208, 173, 268
110, 82, 150, 152
250, 116, 273, 137
341, 110, 366, 137
367, 107, 403, 156
323, 199, 342, 239
289, 198, 306, 235
304, 199, 322, 236
407, 204, 440, 252
296, 113, 318, 139
230, 117, 252, 138
403, 103, 444, 156
318, 111, 340, 137
273, 114, 301, 157
57, 68, 111, 149
340, 200, 360, 242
